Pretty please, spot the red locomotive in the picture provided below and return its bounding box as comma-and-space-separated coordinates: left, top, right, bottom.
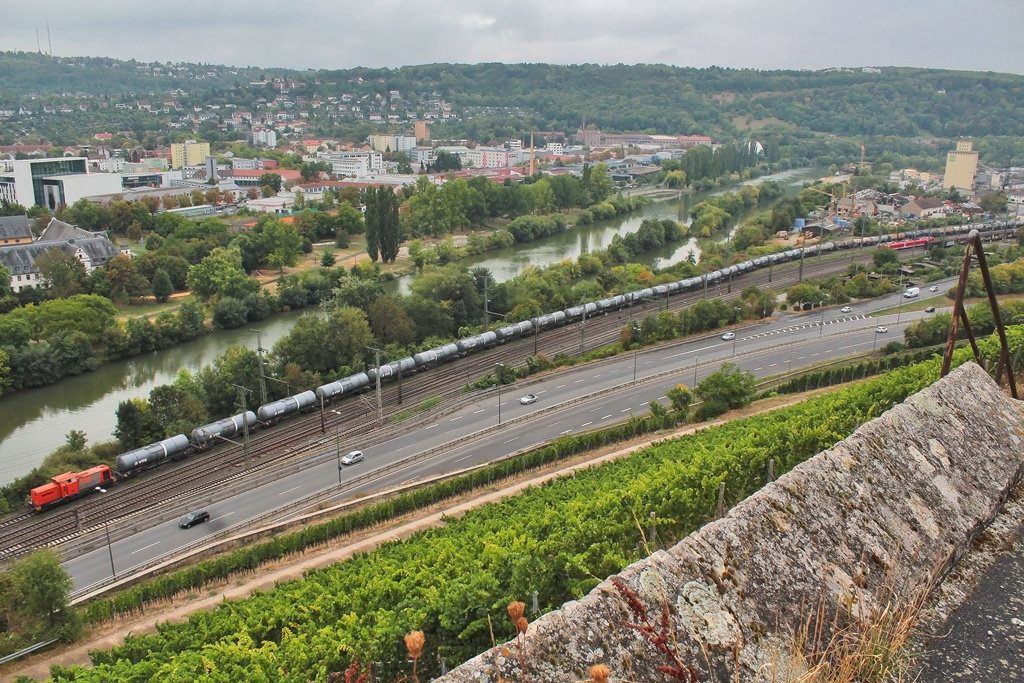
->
29, 465, 116, 511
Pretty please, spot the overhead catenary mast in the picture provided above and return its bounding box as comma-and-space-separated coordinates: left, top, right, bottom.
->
46, 18, 52, 56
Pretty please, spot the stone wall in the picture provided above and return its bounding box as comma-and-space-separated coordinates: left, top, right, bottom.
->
439, 363, 1024, 682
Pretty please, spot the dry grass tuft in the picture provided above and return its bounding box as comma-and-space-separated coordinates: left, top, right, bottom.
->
785, 560, 934, 683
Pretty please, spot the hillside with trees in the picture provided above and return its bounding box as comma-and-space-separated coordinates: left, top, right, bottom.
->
4, 52, 1024, 169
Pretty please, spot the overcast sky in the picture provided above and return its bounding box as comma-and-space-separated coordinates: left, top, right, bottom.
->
3, 0, 1023, 75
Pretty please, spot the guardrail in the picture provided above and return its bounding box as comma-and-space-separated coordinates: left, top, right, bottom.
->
0, 638, 59, 666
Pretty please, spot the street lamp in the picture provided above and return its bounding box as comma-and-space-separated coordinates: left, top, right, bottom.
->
495, 363, 505, 425
95, 487, 115, 578
331, 409, 343, 483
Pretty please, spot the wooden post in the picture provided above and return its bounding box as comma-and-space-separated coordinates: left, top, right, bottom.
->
767, 459, 775, 484
716, 481, 726, 519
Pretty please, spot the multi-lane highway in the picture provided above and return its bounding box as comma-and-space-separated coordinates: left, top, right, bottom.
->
64, 285, 951, 590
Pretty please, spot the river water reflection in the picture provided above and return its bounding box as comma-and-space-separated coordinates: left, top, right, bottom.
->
0, 166, 822, 484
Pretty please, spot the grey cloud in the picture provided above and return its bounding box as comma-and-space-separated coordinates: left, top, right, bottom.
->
1, 0, 1022, 74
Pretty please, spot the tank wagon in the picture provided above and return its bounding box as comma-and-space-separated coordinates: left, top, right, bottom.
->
191, 411, 258, 448
256, 390, 317, 422
115, 434, 191, 473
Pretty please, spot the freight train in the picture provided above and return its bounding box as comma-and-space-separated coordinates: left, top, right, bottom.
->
27, 219, 1020, 510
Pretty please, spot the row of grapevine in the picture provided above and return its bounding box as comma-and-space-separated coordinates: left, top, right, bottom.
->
773, 346, 942, 395
57, 332, 1016, 683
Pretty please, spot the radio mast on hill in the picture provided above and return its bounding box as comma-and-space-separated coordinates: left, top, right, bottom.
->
47, 18, 53, 56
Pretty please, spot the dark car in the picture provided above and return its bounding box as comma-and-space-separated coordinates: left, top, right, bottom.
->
178, 510, 210, 528
925, 306, 936, 313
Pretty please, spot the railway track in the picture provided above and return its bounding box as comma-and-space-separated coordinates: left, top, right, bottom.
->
0, 241, 964, 558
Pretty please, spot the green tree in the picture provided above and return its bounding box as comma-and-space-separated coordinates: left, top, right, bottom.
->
364, 185, 380, 261
395, 151, 413, 174
151, 268, 173, 302
978, 191, 1008, 214
258, 172, 283, 193
694, 362, 756, 410
368, 297, 416, 346
114, 398, 157, 448
0, 348, 11, 397
186, 250, 260, 300
13, 549, 76, 632
104, 254, 151, 303
35, 247, 88, 298
872, 246, 900, 269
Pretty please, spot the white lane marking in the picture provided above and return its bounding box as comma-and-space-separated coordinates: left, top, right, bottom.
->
561, 429, 572, 435
132, 541, 161, 554
473, 409, 485, 414
754, 367, 762, 371
536, 390, 546, 394
581, 421, 593, 427
601, 415, 612, 420
210, 511, 236, 522
664, 344, 715, 360
450, 415, 463, 421
659, 396, 667, 400
453, 452, 477, 463
278, 486, 301, 496
550, 420, 562, 426
812, 353, 819, 357
555, 384, 566, 389
395, 444, 413, 451
768, 363, 777, 367
425, 423, 439, 429
837, 342, 867, 351
589, 406, 604, 412
593, 374, 601, 378
574, 379, 585, 384
621, 408, 632, 413
797, 356, 806, 360
504, 436, 520, 444
645, 360, 654, 364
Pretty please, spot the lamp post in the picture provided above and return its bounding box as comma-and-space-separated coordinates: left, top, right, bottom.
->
896, 273, 904, 323
95, 487, 115, 578
495, 363, 505, 425
633, 347, 638, 384
331, 409, 343, 483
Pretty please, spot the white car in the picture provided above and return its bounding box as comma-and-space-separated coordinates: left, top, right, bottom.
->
840, 306, 852, 313
340, 450, 364, 466
721, 332, 736, 341
519, 394, 539, 405
875, 325, 888, 333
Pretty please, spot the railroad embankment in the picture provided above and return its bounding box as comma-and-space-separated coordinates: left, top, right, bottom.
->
441, 362, 1024, 682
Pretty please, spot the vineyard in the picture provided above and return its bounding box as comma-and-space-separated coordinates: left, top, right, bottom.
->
47, 333, 1015, 683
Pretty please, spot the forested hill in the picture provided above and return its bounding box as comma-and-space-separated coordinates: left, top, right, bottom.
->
3, 51, 1024, 141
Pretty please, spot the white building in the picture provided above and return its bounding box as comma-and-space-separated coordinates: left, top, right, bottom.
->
465, 147, 515, 168
317, 151, 383, 178
251, 129, 277, 148
0, 158, 123, 210
0, 217, 120, 292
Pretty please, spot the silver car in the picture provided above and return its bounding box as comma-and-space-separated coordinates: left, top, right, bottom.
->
340, 450, 364, 466
519, 394, 539, 405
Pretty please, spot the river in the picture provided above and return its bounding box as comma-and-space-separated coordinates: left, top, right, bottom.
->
0, 166, 822, 485
390, 166, 822, 292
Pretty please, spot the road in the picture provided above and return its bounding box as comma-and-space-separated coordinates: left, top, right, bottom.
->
64, 285, 952, 590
